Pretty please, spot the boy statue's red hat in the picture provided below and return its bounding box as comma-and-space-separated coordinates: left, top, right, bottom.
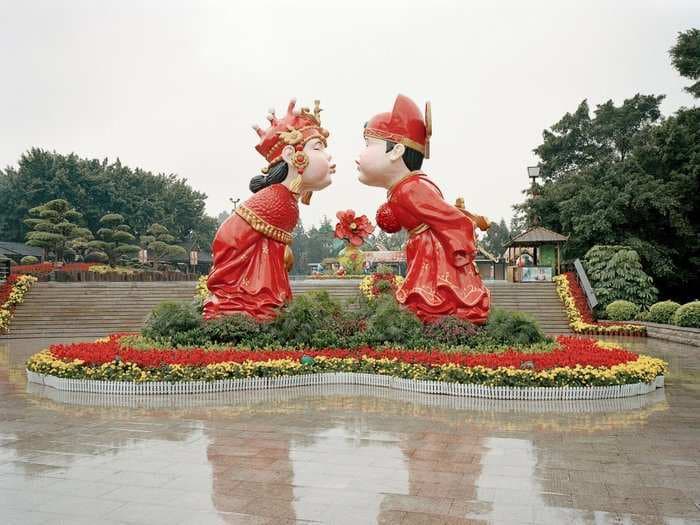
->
364, 94, 432, 158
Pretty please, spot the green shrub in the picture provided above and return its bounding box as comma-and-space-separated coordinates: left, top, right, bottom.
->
272, 290, 349, 347
672, 301, 700, 328
142, 301, 202, 342
635, 310, 651, 322
484, 309, 546, 346
584, 245, 658, 308
422, 316, 479, 346
605, 300, 640, 321
202, 314, 278, 347
360, 295, 424, 346
19, 256, 39, 265
647, 300, 681, 324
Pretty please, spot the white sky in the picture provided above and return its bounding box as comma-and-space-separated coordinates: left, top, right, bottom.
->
0, 0, 697, 230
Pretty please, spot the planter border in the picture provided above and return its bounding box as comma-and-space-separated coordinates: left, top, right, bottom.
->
27, 370, 664, 400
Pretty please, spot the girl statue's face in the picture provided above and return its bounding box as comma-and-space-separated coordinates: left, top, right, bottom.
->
285, 138, 334, 192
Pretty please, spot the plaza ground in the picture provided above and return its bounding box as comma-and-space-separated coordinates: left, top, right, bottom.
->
0, 336, 698, 524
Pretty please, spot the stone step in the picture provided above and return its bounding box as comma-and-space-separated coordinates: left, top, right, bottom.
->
4, 280, 572, 338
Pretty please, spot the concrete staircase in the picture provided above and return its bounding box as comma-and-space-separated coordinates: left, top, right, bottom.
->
2, 279, 570, 339
486, 281, 571, 335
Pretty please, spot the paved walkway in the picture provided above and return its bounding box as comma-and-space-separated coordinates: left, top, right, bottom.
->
0, 336, 698, 524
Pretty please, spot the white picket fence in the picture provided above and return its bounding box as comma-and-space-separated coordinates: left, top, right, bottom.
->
26, 370, 664, 401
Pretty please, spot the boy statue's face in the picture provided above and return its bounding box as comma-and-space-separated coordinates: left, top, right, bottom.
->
356, 137, 406, 189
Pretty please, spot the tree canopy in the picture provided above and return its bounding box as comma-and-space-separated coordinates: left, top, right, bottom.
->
0, 149, 217, 248
514, 30, 699, 301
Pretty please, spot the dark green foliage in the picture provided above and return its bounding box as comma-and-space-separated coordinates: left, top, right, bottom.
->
361, 295, 424, 346
202, 315, 278, 347
672, 301, 700, 328
670, 28, 700, 98
87, 213, 139, 266
483, 308, 546, 346
0, 149, 217, 249
24, 199, 84, 261
647, 300, 681, 324
584, 246, 657, 308
140, 223, 187, 269
143, 301, 202, 342
272, 290, 350, 347
605, 300, 640, 322
421, 316, 479, 346
513, 83, 700, 302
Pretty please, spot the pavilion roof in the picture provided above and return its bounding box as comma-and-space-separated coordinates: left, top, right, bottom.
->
504, 226, 569, 247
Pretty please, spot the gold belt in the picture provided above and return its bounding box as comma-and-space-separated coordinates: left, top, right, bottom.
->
408, 223, 430, 237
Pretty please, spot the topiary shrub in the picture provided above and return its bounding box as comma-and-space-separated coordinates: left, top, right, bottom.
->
605, 300, 640, 321
142, 301, 202, 342
647, 300, 681, 325
484, 308, 546, 346
672, 301, 700, 328
635, 310, 651, 322
360, 295, 424, 347
19, 256, 39, 265
422, 316, 479, 346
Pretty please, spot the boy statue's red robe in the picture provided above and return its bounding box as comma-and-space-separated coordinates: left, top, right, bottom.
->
377, 171, 490, 324
203, 184, 298, 321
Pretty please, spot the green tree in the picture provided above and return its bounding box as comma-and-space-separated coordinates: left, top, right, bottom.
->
670, 28, 700, 98
0, 149, 217, 246
87, 213, 140, 266
513, 90, 698, 301
24, 199, 84, 261
68, 227, 95, 262
480, 218, 510, 258
140, 223, 187, 270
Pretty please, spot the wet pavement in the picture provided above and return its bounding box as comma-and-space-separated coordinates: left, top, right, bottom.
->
0, 336, 698, 525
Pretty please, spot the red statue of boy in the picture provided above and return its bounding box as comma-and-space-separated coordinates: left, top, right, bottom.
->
356, 94, 490, 324
204, 99, 334, 320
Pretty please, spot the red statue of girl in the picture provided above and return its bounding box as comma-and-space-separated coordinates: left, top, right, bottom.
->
204, 99, 334, 320
356, 94, 490, 324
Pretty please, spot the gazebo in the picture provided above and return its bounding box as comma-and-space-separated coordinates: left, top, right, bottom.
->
503, 226, 569, 281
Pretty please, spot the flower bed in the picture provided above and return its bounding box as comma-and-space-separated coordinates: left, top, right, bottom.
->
0, 274, 38, 333
554, 273, 646, 336
26, 334, 665, 390
360, 273, 405, 301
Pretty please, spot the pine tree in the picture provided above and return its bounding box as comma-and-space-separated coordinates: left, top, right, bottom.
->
139, 223, 187, 270
24, 199, 84, 262
87, 213, 140, 266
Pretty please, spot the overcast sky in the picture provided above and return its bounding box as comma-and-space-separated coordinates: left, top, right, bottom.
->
1, 0, 697, 231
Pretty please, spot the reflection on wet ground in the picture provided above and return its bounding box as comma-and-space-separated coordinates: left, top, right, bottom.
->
0, 336, 698, 524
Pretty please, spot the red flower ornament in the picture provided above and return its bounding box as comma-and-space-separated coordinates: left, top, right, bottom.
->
334, 210, 375, 246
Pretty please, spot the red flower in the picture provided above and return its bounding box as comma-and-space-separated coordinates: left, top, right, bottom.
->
48, 335, 639, 371
334, 210, 375, 246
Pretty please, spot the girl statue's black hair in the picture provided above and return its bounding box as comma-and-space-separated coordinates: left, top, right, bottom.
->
249, 161, 289, 193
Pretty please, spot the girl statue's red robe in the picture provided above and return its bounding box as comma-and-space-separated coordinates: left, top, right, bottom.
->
378, 172, 490, 324
203, 184, 298, 321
